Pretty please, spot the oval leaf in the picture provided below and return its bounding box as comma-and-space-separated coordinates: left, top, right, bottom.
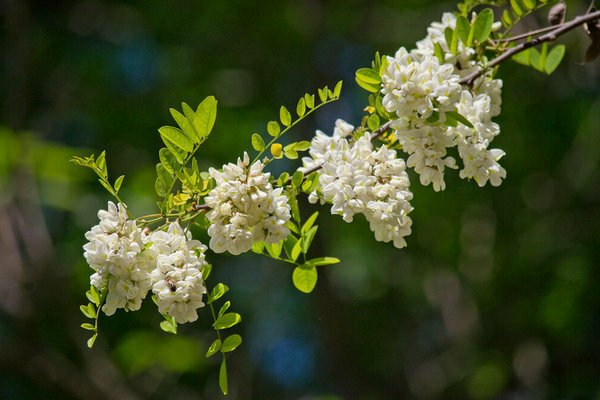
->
205, 339, 221, 358
472, 8, 494, 43
292, 265, 318, 293
222, 334, 242, 352
213, 312, 242, 329
267, 121, 280, 137
356, 68, 381, 84
545, 45, 565, 74
297, 98, 306, 117
280, 106, 292, 126
251, 133, 265, 152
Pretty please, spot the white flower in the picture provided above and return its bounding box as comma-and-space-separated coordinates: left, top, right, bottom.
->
390, 119, 457, 192
150, 223, 208, 324
381, 47, 462, 120
453, 90, 506, 187
205, 152, 291, 255
83, 202, 153, 315
302, 125, 413, 248
412, 12, 479, 77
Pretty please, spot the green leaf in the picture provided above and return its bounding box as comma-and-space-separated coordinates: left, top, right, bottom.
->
512, 48, 531, 66
267, 121, 280, 137
218, 301, 231, 318
96, 151, 107, 178
304, 93, 315, 109
307, 257, 340, 266
285, 220, 300, 235
367, 114, 380, 131
159, 148, 181, 174
80, 304, 93, 319
444, 27, 454, 50
302, 225, 318, 254
213, 312, 242, 329
201, 263, 212, 280
159, 126, 193, 164
284, 148, 298, 159
333, 80, 343, 98
81, 323, 95, 330
521, 0, 535, 10
87, 334, 97, 348
455, 15, 470, 44
208, 283, 229, 304
86, 290, 97, 306
301, 211, 319, 235
539, 42, 548, 71
355, 76, 380, 93
292, 264, 318, 293
222, 334, 242, 352
277, 172, 289, 186
206, 339, 221, 358
194, 96, 218, 139
297, 98, 306, 117
472, 8, 494, 43
89, 285, 101, 305
446, 111, 474, 128
251, 240, 265, 253
283, 234, 298, 259
529, 47, 543, 72
318, 87, 327, 103
292, 171, 304, 187
289, 194, 300, 223
356, 68, 381, 84
251, 133, 265, 152
156, 163, 173, 186
450, 28, 459, 55
280, 106, 292, 126
510, 0, 523, 17
170, 107, 199, 143
433, 42, 445, 63
266, 241, 283, 258
114, 175, 124, 193
219, 360, 228, 395
501, 9, 513, 27
544, 44, 565, 74
291, 238, 303, 261
160, 320, 177, 334
293, 140, 311, 151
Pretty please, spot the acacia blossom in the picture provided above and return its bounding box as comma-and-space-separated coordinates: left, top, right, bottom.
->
302, 122, 413, 248
205, 152, 291, 255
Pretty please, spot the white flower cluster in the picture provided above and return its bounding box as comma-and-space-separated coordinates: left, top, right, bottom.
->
83, 202, 208, 323
381, 12, 506, 190
205, 152, 291, 255
149, 222, 208, 323
302, 120, 413, 248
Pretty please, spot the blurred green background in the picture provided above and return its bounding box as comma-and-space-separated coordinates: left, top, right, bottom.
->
1, 0, 600, 399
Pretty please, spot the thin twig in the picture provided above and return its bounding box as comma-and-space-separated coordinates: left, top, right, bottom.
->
497, 24, 562, 42
461, 9, 600, 86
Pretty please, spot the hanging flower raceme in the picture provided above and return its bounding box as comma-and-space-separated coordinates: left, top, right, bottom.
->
83, 203, 209, 323
83, 201, 153, 315
205, 152, 291, 255
380, 13, 507, 191
149, 222, 208, 324
302, 121, 413, 248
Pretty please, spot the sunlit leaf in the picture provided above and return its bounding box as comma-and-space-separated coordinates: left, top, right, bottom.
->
213, 313, 242, 329
251, 133, 265, 151
292, 264, 318, 293
222, 334, 242, 352
206, 339, 221, 358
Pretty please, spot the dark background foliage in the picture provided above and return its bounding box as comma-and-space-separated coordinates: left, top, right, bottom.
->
1, 0, 599, 399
